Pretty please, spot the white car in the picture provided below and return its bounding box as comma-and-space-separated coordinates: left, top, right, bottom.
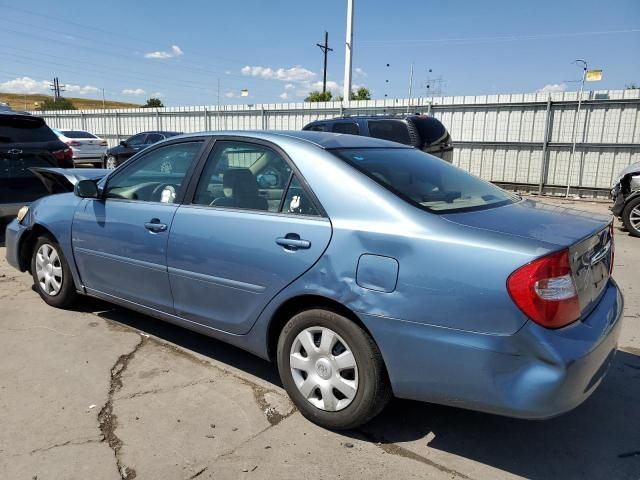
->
52, 129, 108, 167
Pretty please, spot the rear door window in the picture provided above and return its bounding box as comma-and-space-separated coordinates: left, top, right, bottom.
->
367, 120, 412, 145
126, 134, 147, 146
0, 116, 58, 143
331, 122, 360, 135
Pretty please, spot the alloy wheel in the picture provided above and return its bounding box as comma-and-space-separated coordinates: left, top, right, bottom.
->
289, 326, 358, 412
630, 205, 640, 233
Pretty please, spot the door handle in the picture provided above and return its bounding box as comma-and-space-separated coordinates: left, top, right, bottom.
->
144, 219, 168, 233
276, 234, 311, 251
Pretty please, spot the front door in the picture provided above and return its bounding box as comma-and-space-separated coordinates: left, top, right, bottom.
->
72, 140, 205, 312
167, 140, 332, 334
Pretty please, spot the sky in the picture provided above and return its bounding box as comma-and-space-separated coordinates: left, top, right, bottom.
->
0, 0, 638, 106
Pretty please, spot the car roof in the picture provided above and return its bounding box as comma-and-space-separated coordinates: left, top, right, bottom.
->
138, 130, 181, 135
172, 130, 413, 149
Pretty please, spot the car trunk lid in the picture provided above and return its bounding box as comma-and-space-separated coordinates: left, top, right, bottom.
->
442, 198, 614, 320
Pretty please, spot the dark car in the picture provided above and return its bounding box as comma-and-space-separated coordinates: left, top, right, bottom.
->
303, 114, 453, 162
0, 112, 73, 220
611, 161, 640, 237
104, 130, 181, 169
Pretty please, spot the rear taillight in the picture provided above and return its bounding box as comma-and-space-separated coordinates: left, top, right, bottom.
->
65, 140, 81, 146
100, 140, 108, 146
507, 249, 580, 329
52, 147, 73, 163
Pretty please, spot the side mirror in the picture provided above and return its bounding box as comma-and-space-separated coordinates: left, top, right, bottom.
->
257, 173, 278, 188
74, 179, 99, 198
120, 140, 127, 147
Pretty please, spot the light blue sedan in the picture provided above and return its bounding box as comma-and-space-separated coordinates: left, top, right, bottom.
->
5, 131, 623, 429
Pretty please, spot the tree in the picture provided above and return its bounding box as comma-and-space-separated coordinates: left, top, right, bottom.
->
351, 87, 371, 100
625, 83, 639, 90
143, 98, 164, 108
304, 91, 333, 102
36, 97, 76, 111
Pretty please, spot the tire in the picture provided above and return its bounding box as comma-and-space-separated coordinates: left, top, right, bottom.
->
277, 309, 391, 430
104, 155, 118, 169
30, 235, 78, 308
622, 197, 640, 238
93, 161, 103, 168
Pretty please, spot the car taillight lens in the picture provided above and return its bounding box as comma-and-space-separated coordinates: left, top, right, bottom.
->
507, 249, 580, 329
52, 147, 73, 162
100, 140, 108, 146
65, 140, 81, 146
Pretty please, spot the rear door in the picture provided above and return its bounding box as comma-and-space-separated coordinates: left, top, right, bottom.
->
167, 139, 332, 334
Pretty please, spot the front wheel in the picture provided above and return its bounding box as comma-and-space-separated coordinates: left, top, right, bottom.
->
30, 235, 77, 308
277, 309, 391, 430
104, 155, 118, 169
622, 197, 640, 237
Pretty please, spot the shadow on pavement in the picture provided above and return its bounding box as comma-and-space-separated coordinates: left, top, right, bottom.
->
75, 297, 640, 480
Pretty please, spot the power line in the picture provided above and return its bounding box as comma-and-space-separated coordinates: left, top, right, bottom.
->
359, 28, 640, 46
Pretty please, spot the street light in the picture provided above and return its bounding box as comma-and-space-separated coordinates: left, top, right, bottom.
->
565, 60, 587, 197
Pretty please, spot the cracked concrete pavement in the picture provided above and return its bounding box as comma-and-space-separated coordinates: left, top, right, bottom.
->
0, 196, 639, 479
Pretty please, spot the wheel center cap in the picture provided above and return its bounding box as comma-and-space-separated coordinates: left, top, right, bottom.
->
46, 263, 53, 274
315, 358, 332, 379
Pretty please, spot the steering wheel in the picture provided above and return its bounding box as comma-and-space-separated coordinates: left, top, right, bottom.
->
151, 183, 179, 203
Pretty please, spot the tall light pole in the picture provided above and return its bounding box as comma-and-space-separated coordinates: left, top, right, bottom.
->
565, 59, 587, 197
343, 0, 354, 101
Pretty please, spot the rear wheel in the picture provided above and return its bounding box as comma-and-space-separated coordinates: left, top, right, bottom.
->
622, 197, 640, 237
277, 309, 391, 430
104, 155, 118, 169
30, 235, 77, 308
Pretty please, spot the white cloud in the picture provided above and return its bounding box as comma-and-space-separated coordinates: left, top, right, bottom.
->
284, 83, 295, 90
66, 84, 99, 95
122, 88, 146, 96
151, 91, 163, 97
538, 83, 567, 93
225, 91, 236, 98
0, 76, 98, 95
224, 70, 232, 75
241, 65, 316, 82
279, 92, 289, 100
144, 45, 184, 59
355, 67, 367, 77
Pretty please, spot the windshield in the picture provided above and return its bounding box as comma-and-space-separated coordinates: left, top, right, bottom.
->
0, 116, 58, 143
330, 147, 519, 213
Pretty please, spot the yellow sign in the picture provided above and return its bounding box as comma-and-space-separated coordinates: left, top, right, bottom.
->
586, 70, 603, 82
240, 89, 249, 97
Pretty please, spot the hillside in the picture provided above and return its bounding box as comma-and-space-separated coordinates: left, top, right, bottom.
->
0, 92, 141, 111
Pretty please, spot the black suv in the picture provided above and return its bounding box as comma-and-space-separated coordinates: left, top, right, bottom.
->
104, 130, 181, 169
303, 114, 453, 162
1, 111, 73, 220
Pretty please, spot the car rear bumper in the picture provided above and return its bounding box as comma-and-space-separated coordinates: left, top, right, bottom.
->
5, 218, 28, 271
359, 279, 624, 419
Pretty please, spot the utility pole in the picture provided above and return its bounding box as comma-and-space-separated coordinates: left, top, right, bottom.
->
316, 31, 333, 94
343, 0, 354, 101
102, 88, 106, 109
407, 62, 414, 111
566, 59, 588, 198
49, 77, 65, 100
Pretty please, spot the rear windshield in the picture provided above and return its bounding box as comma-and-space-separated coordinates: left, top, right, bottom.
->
330, 147, 518, 213
62, 130, 97, 139
0, 116, 58, 143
